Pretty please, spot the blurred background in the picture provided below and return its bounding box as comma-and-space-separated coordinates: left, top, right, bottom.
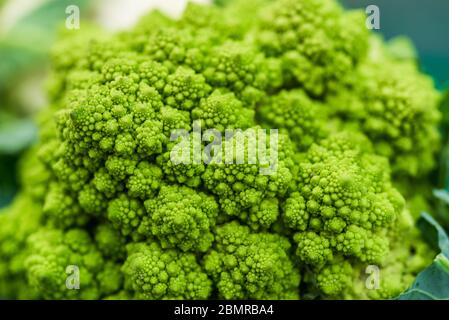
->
0, 0, 448, 207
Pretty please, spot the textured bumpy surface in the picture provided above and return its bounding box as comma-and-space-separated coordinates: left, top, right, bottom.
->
0, 0, 441, 299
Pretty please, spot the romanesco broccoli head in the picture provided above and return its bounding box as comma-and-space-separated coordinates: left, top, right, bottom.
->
0, 0, 440, 301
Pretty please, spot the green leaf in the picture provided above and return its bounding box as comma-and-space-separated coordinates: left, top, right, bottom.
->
397, 255, 449, 300
431, 189, 449, 229
417, 212, 449, 258
397, 213, 449, 300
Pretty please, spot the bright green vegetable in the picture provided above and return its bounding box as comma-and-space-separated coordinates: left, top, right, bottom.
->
0, 0, 442, 300
327, 37, 440, 180
122, 242, 212, 299
204, 221, 300, 299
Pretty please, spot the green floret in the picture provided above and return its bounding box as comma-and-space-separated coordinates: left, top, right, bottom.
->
19, 147, 51, 201
120, 10, 174, 52
258, 89, 327, 151
218, 0, 272, 38
47, 25, 109, 100
255, 0, 368, 96
95, 224, 127, 261
181, 0, 270, 43
107, 194, 146, 237
126, 161, 163, 199
105, 155, 138, 181
140, 27, 208, 72
203, 41, 268, 106
341, 210, 435, 299
288, 133, 405, 295
51, 157, 90, 192
55, 52, 169, 170
25, 229, 121, 299
164, 67, 211, 110
283, 192, 309, 231
179, 2, 224, 38
135, 119, 166, 155
156, 137, 206, 188
293, 232, 333, 266
122, 242, 212, 299
192, 90, 255, 131
202, 130, 293, 229
97, 261, 125, 296
316, 259, 353, 297
78, 182, 107, 215
0, 196, 42, 299
203, 221, 300, 299
141, 185, 219, 252
43, 183, 88, 228
160, 106, 191, 136
93, 168, 124, 198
